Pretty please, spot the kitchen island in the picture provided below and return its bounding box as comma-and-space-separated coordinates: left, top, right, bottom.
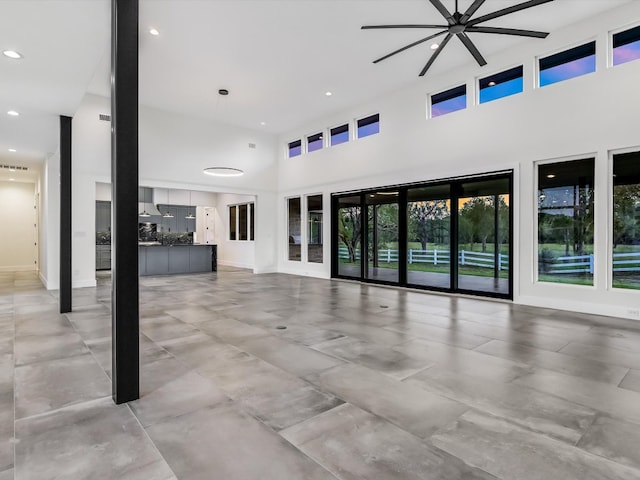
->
139, 244, 217, 276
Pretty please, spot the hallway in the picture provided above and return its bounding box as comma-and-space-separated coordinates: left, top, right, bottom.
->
2, 268, 640, 479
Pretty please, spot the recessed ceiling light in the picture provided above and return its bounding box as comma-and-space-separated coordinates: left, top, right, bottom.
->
9, 178, 15, 182
149, 28, 160, 36
260, 121, 266, 126
203, 167, 244, 177
430, 43, 439, 50
7, 110, 19, 116
325, 91, 332, 96
488, 81, 496, 86
8, 149, 16, 153
546, 174, 556, 178
2, 50, 22, 59
8, 168, 16, 172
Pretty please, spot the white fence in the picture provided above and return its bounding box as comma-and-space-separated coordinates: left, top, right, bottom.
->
338, 247, 509, 271
338, 247, 640, 274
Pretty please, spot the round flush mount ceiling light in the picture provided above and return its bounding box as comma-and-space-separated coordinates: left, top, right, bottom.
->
2, 50, 22, 59
325, 91, 333, 96
430, 43, 439, 50
203, 167, 244, 177
149, 28, 160, 36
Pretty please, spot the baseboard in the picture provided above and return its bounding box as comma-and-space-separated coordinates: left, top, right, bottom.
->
517, 294, 640, 322
72, 279, 98, 288
0, 265, 37, 272
217, 260, 255, 270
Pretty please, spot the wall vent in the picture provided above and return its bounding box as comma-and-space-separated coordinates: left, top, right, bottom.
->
99, 114, 111, 122
1, 165, 28, 171
248, 143, 256, 149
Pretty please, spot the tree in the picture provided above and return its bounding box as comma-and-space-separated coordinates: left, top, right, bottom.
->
408, 200, 449, 250
338, 207, 361, 263
460, 197, 494, 252
613, 184, 640, 248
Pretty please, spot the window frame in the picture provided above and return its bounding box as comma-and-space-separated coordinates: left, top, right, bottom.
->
356, 113, 380, 139
287, 139, 302, 158
537, 40, 597, 88
429, 84, 467, 118
478, 65, 524, 104
610, 23, 640, 67
534, 155, 597, 287
228, 202, 255, 242
330, 123, 350, 147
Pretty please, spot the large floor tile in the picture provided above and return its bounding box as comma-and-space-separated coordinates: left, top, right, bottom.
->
15, 397, 176, 480
197, 351, 342, 430
238, 335, 345, 377
559, 342, 640, 370
312, 336, 432, 379
513, 369, 640, 424
130, 371, 228, 427
432, 410, 640, 480
15, 353, 111, 419
578, 414, 640, 471
619, 369, 640, 393
475, 339, 629, 385
281, 403, 497, 480
15, 332, 89, 366
306, 363, 468, 439
405, 365, 596, 443
146, 402, 338, 480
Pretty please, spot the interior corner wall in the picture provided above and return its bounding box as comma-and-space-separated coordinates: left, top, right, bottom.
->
275, 3, 640, 320
0, 180, 38, 271
40, 149, 61, 289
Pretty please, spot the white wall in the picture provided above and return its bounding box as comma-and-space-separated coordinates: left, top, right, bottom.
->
0, 180, 37, 271
276, 3, 640, 320
70, 94, 280, 285
40, 149, 60, 288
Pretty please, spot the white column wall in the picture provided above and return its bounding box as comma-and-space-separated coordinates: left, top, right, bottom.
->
276, 3, 640, 320
40, 149, 60, 289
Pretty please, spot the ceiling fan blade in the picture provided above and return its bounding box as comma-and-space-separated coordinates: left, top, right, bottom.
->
467, 0, 554, 27
456, 32, 487, 66
419, 32, 453, 76
460, 0, 486, 23
466, 26, 549, 38
428, 0, 455, 25
362, 24, 448, 30
373, 31, 447, 64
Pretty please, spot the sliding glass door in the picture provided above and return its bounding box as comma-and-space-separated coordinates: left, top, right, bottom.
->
407, 184, 451, 289
332, 171, 512, 299
366, 191, 400, 283
456, 178, 511, 296
336, 195, 362, 278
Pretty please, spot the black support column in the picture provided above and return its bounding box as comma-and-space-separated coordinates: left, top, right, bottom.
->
111, 0, 139, 404
59, 116, 72, 314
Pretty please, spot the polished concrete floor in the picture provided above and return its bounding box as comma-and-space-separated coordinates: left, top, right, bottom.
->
2, 267, 640, 479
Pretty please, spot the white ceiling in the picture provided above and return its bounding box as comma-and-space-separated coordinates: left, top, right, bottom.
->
0, 0, 634, 181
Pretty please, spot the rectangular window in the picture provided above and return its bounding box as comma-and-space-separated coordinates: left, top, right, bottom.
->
238, 204, 248, 240
539, 41, 596, 87
229, 205, 237, 240
288, 139, 302, 158
612, 151, 640, 290
538, 159, 595, 286
357, 114, 380, 138
431, 85, 466, 118
288, 197, 301, 261
307, 133, 323, 153
479, 66, 523, 104
613, 25, 640, 66
307, 194, 323, 263
330, 124, 349, 146
249, 202, 255, 241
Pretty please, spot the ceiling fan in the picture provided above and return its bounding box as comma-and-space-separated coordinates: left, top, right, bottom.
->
362, 0, 554, 76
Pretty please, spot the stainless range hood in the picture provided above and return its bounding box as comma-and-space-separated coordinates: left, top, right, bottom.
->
138, 187, 162, 217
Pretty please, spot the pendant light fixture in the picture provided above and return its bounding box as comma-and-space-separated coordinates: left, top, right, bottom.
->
185, 190, 195, 219
162, 189, 174, 218
139, 187, 151, 217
